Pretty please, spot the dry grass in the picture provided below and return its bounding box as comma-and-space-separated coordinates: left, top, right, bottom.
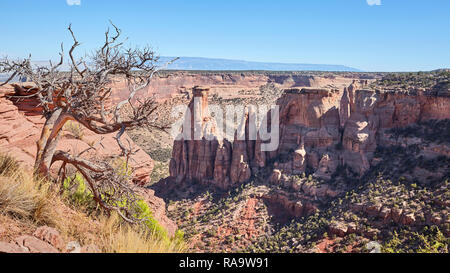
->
0, 153, 20, 176
0, 154, 57, 226
99, 213, 187, 253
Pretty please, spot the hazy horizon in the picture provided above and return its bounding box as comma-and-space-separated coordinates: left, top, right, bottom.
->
1, 56, 448, 74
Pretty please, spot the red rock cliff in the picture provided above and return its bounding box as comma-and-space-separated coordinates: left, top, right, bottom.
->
169, 81, 450, 189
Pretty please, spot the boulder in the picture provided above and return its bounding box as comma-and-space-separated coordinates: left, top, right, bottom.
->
0, 242, 29, 253
292, 141, 306, 174
391, 208, 403, 223
314, 154, 337, 180
328, 221, 348, 237
350, 203, 365, 213
347, 222, 358, 234
66, 241, 81, 253
15, 235, 59, 253
400, 212, 416, 226
269, 169, 282, 185
379, 207, 392, 222
33, 226, 65, 250
213, 140, 233, 189
262, 192, 307, 218
339, 87, 351, 128
365, 203, 382, 217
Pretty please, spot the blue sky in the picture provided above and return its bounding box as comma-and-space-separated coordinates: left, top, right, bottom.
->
0, 0, 449, 72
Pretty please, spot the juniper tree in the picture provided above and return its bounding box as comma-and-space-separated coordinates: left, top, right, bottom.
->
0, 22, 177, 222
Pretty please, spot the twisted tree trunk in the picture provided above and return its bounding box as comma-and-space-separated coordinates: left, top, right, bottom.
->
34, 109, 74, 177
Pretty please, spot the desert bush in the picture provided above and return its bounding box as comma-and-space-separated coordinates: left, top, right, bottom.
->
63, 172, 96, 209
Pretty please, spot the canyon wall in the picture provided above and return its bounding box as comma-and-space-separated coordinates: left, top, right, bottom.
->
169, 82, 450, 189
109, 72, 359, 101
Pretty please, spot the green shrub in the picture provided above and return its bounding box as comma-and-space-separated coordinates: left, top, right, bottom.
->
110, 157, 133, 179
63, 172, 95, 208
135, 199, 169, 240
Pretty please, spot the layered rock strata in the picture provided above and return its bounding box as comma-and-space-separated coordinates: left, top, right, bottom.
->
169, 81, 450, 189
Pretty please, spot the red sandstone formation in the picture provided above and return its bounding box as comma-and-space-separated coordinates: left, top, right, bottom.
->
169, 81, 450, 190
169, 86, 257, 189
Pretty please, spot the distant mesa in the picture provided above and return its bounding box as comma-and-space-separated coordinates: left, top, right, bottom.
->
432, 68, 450, 73
158, 57, 362, 72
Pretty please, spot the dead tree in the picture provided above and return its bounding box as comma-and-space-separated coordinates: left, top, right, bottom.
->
0, 23, 177, 222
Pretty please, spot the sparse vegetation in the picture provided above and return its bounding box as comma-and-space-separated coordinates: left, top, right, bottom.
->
389, 119, 450, 144
383, 226, 448, 253
373, 70, 450, 96
150, 161, 170, 185
148, 148, 173, 163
